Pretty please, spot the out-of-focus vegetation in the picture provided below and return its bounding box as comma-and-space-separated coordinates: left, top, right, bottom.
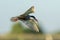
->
0, 22, 60, 40
11, 22, 43, 34
0, 22, 45, 40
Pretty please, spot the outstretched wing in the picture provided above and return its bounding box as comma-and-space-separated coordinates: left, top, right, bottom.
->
21, 19, 39, 32
20, 6, 35, 16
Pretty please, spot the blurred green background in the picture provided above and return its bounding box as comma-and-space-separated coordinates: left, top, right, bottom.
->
11, 22, 43, 34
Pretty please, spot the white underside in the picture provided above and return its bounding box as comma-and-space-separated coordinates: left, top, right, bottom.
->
19, 19, 39, 32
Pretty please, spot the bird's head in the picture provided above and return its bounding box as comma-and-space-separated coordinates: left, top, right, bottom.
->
10, 17, 19, 22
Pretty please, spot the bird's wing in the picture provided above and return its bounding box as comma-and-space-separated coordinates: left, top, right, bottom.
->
29, 19, 39, 32
21, 19, 39, 32
20, 6, 35, 16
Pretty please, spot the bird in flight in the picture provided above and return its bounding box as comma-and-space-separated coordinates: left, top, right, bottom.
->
10, 6, 40, 32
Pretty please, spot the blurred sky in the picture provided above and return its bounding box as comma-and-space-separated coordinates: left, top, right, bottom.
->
0, 0, 60, 34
